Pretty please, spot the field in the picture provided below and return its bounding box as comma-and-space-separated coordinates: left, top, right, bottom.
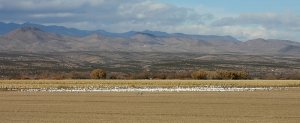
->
1, 80, 300, 123
0, 80, 300, 90
0, 89, 300, 123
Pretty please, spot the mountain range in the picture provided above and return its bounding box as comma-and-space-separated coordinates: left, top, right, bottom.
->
0, 22, 300, 55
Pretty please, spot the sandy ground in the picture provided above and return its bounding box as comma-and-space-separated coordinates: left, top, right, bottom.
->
0, 89, 300, 123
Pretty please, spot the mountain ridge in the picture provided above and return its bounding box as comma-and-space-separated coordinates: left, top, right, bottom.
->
0, 23, 300, 55
0, 22, 239, 41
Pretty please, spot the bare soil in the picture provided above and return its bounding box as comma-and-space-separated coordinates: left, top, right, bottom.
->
0, 89, 300, 123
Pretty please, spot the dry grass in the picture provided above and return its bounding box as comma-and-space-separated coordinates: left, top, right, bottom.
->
0, 89, 300, 123
0, 80, 300, 89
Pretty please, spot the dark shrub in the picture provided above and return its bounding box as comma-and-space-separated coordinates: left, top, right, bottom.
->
90, 69, 107, 79
191, 70, 207, 80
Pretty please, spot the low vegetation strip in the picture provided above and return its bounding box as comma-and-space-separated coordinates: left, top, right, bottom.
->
0, 80, 300, 90
23, 87, 273, 92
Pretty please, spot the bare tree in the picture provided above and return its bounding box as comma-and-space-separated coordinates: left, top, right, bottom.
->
90, 69, 107, 79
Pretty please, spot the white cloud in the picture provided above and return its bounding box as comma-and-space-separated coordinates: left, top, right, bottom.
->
212, 13, 300, 31
0, 0, 105, 10
30, 13, 75, 18
117, 1, 204, 25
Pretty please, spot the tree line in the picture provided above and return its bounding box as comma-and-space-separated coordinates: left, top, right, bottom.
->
1, 68, 300, 80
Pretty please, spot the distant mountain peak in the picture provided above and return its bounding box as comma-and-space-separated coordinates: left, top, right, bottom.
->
133, 32, 156, 37
141, 30, 169, 37
249, 38, 266, 41
6, 26, 44, 38
84, 33, 105, 39
19, 26, 43, 32
3, 27, 63, 44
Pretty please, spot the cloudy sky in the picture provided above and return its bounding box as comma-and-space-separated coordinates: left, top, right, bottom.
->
1, 0, 300, 41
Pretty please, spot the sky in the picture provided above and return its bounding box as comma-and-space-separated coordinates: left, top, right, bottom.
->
1, 0, 300, 41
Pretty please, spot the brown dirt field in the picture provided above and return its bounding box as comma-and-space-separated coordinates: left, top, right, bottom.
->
0, 89, 300, 123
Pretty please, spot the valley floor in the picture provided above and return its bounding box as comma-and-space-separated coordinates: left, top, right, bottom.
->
0, 88, 300, 123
